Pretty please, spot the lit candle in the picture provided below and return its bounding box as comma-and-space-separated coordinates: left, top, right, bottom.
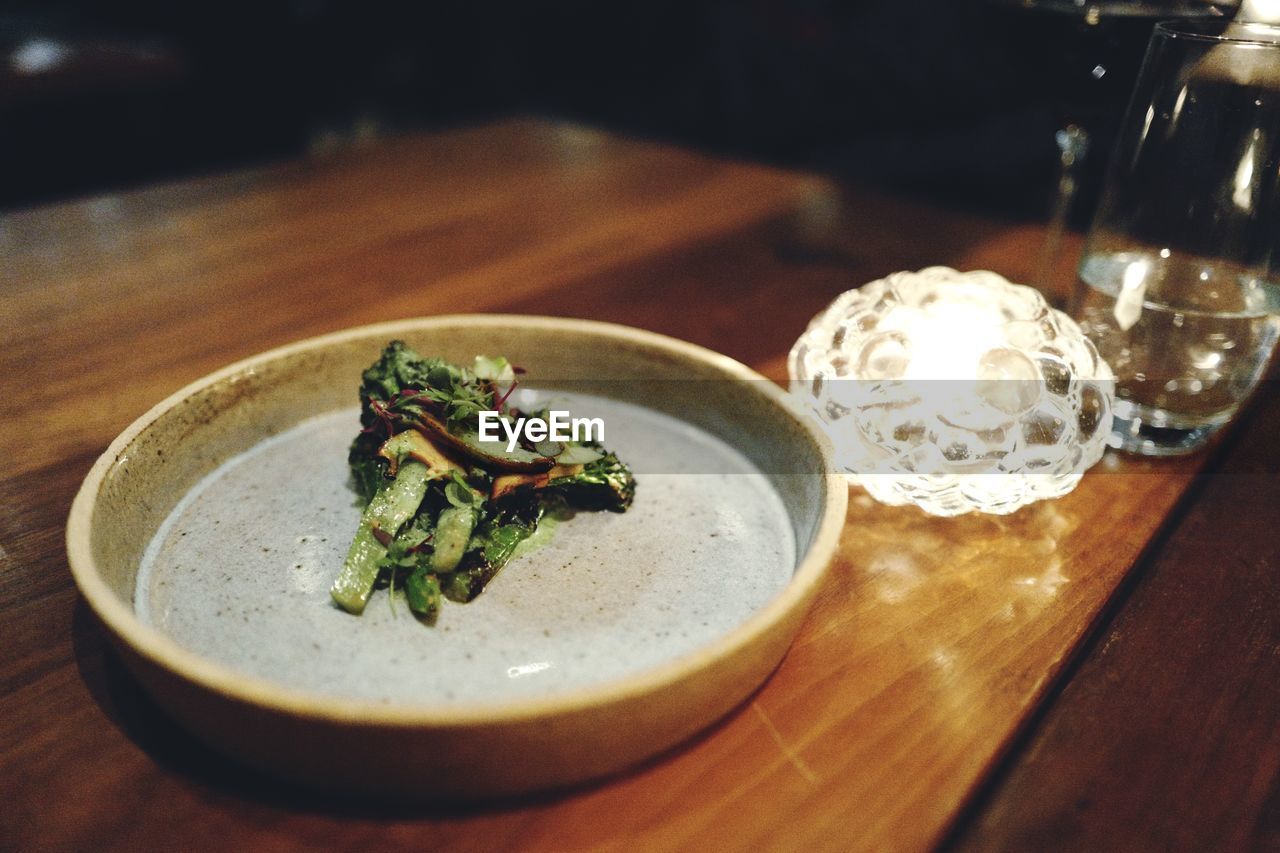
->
789, 267, 1115, 516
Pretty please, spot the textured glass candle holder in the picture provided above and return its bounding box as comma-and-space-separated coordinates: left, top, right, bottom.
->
788, 267, 1115, 516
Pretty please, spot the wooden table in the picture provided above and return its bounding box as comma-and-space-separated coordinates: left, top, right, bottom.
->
2, 119, 1277, 852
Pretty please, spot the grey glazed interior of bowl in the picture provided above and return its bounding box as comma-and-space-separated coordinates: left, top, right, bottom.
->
70, 316, 841, 720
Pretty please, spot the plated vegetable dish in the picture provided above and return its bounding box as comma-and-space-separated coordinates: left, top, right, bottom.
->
330, 341, 636, 623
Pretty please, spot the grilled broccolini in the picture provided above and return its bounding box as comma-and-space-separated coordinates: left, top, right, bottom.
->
330, 341, 635, 623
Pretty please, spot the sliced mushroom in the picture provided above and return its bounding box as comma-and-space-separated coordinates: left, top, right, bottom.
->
491, 464, 584, 500
378, 429, 465, 478
414, 412, 555, 473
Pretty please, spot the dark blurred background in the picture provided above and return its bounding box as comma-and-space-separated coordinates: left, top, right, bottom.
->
0, 1, 1238, 218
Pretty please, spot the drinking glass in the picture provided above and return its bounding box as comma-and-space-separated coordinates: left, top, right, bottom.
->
1072, 18, 1280, 455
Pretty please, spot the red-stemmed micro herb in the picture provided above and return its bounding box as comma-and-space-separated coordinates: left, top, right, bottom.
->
494, 380, 519, 413
366, 397, 397, 439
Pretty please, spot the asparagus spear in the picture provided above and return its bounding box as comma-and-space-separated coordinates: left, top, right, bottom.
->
330, 459, 432, 614
431, 505, 476, 573
333, 428, 472, 613
404, 567, 442, 622
442, 519, 536, 603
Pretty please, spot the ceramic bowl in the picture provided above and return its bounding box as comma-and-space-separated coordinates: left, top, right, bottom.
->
67, 316, 846, 798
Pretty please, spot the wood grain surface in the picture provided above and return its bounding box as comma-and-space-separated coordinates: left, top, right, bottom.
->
1, 119, 1274, 852
947, 381, 1280, 853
